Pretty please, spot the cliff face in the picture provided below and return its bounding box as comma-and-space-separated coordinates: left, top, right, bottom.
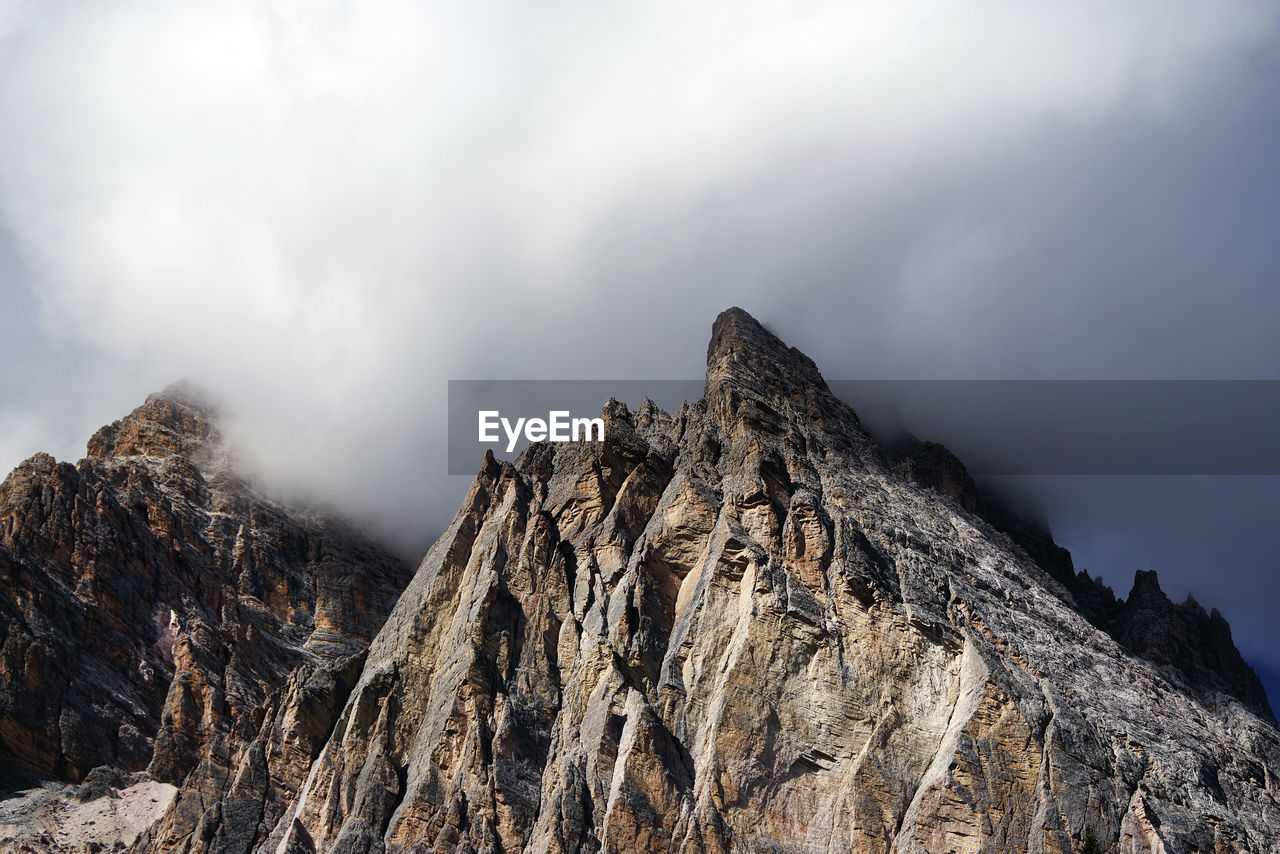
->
0, 386, 412, 847
887, 439, 1274, 722
188, 308, 1274, 854
5, 311, 1278, 854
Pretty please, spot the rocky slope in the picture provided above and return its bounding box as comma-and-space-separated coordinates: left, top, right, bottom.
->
886, 437, 1275, 722
0, 386, 412, 851
154, 307, 1275, 853
5, 310, 1278, 853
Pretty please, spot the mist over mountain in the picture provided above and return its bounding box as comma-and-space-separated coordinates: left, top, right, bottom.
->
3, 2, 1279, 704
1, 308, 1276, 852
1, 3, 1279, 849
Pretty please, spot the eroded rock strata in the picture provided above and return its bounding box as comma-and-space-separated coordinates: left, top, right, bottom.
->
198, 308, 1275, 853
0, 386, 412, 851
886, 438, 1274, 722
3, 310, 1278, 853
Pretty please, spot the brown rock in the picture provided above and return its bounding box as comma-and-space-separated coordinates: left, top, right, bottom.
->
0, 384, 411, 847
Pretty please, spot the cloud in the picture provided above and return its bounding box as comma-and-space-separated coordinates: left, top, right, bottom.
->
0, 1, 1277, 574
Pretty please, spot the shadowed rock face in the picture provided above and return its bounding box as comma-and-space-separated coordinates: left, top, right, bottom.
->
0, 386, 412, 798
190, 308, 1273, 854
1116, 571, 1273, 720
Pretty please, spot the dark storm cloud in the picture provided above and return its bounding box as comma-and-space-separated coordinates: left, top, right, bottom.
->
0, 3, 1277, 695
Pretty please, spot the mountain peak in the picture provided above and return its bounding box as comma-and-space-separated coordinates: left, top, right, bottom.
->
4, 311, 1277, 853
86, 382, 221, 462
706, 307, 827, 392
703, 307, 876, 462
215, 307, 1276, 854
150, 379, 219, 414
706, 306, 768, 358
0, 388, 412, 801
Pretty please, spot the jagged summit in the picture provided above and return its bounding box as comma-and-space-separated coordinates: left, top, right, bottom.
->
3, 316, 1277, 853
705, 307, 834, 419
705, 308, 878, 468
706, 307, 827, 390
120, 308, 1274, 854
86, 381, 221, 462
0, 389, 411, 804
1118, 569, 1273, 719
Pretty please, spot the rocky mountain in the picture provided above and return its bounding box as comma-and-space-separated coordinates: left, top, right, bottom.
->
3, 309, 1278, 853
116, 307, 1272, 854
884, 437, 1274, 722
0, 386, 413, 851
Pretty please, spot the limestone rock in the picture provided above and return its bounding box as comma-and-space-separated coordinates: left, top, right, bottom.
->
251, 308, 1279, 853
889, 438, 1274, 722
6, 310, 1278, 853
0, 385, 412, 849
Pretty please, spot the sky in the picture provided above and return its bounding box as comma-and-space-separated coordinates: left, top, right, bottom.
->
0, 1, 1277, 704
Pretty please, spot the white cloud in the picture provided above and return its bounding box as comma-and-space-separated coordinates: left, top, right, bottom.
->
0, 0, 1276, 544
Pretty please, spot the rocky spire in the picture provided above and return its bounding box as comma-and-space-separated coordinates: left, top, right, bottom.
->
146, 306, 1275, 854
706, 307, 828, 393
704, 307, 879, 477
1118, 569, 1273, 719
3, 309, 1276, 853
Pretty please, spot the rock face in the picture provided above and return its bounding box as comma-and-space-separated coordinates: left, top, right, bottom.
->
190, 308, 1273, 853
1115, 571, 1273, 722
0, 385, 412, 849
6, 311, 1279, 853
887, 439, 1275, 723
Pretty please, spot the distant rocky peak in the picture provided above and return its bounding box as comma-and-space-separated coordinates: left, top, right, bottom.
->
86, 381, 221, 463
1127, 568, 1169, 606
0, 383, 412, 795
1119, 567, 1274, 719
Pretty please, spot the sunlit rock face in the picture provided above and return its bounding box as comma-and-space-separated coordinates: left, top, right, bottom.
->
227, 308, 1275, 854
0, 385, 412, 848
4, 311, 1277, 853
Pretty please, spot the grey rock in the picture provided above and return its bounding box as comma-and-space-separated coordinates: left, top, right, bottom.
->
252, 308, 1280, 852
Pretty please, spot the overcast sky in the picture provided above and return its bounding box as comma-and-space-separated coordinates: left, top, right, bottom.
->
1, 1, 1278, 704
